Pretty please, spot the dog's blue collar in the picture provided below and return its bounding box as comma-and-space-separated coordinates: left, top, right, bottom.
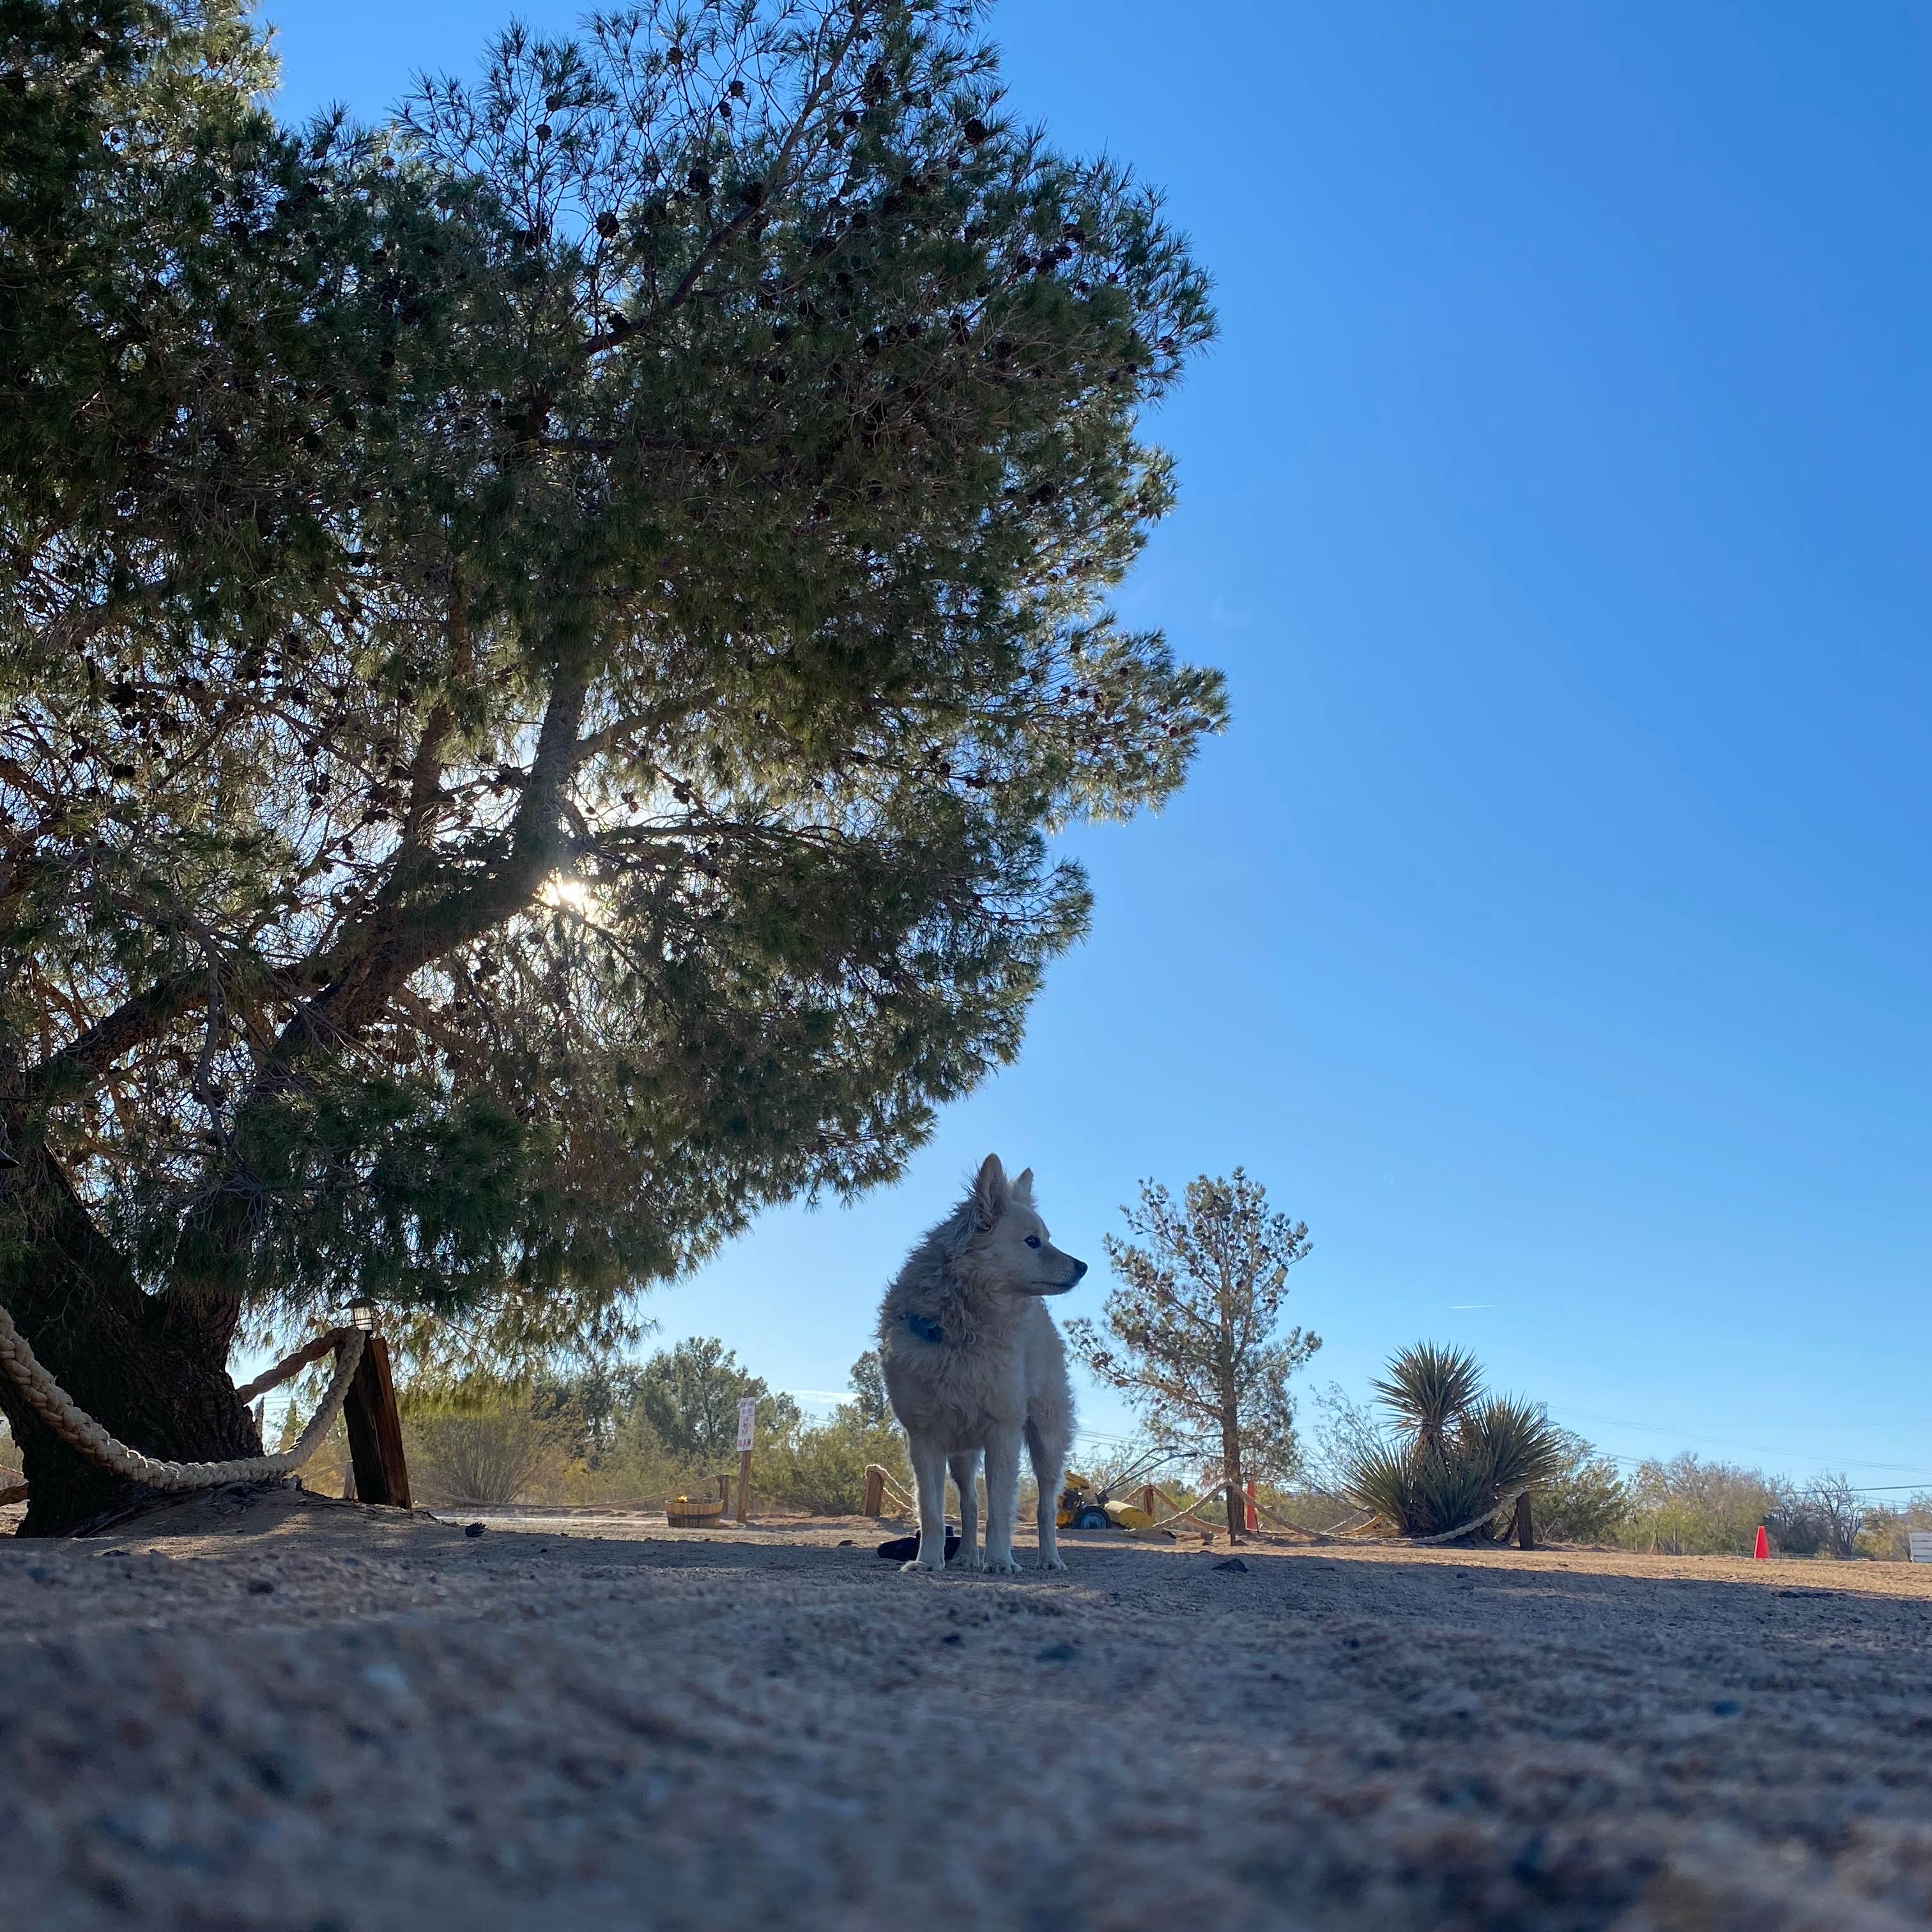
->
905, 1310, 946, 1346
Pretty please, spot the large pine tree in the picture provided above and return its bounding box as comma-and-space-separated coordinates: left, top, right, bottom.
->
0, 0, 1222, 1532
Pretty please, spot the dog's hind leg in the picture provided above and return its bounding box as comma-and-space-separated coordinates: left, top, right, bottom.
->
949, 1452, 981, 1570
981, 1427, 1024, 1574
904, 1434, 952, 1574
1026, 1416, 1070, 1573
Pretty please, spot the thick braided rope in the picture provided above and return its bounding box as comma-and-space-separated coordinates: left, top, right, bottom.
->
864, 1462, 917, 1514
0, 1301, 365, 1492
235, 1328, 354, 1405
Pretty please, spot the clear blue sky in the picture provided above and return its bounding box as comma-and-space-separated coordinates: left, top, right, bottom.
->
257, 1, 1932, 1491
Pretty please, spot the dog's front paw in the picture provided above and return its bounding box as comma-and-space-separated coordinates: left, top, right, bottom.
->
956, 1551, 985, 1572
901, 1556, 947, 1574
1037, 1551, 1068, 1573
981, 1551, 1023, 1575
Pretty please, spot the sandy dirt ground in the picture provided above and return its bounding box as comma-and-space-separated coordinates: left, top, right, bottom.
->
7, 1486, 1932, 1930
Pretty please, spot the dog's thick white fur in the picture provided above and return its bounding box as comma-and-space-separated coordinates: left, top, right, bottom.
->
877, 1154, 1085, 1574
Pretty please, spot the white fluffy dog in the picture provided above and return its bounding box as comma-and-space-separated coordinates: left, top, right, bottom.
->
876, 1154, 1085, 1574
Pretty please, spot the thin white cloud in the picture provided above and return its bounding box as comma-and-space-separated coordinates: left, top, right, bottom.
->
1448, 1303, 1495, 1311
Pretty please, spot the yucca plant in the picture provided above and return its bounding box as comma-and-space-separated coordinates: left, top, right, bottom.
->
1344, 1346, 1566, 1540
1464, 1394, 1567, 1498
1370, 1342, 1485, 1450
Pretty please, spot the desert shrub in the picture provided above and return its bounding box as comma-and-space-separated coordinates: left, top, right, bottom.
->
1289, 1383, 1385, 1518
1342, 1344, 1567, 1540
1533, 1432, 1631, 1544
1618, 1455, 1789, 1556
1243, 1483, 1361, 1532
379, 1345, 906, 1512
749, 1355, 908, 1514
546, 1430, 716, 1508
756, 1407, 908, 1515
1614, 1456, 1880, 1558
397, 1340, 807, 1506
1858, 1498, 1932, 1561
404, 1399, 569, 1506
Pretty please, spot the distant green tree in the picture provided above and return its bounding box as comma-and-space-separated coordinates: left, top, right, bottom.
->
631, 1337, 798, 1466
1068, 1172, 1320, 1542
1857, 1496, 1932, 1563
1618, 1453, 1791, 1557
0, 0, 1221, 1533
847, 1349, 891, 1429
1804, 1472, 1866, 1560
1533, 1430, 1630, 1545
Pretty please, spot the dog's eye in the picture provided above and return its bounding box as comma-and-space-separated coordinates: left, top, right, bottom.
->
1025, 1234, 1041, 1249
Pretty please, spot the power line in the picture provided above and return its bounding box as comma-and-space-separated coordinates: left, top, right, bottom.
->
1555, 1406, 1932, 1478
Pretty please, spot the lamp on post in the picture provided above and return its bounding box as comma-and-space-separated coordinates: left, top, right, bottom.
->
339, 1296, 410, 1510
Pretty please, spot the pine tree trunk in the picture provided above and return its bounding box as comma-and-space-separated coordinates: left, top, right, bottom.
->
1222, 1409, 1245, 1544
0, 1154, 257, 1537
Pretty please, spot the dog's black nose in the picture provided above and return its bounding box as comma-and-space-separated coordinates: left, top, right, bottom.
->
1072, 1258, 1088, 1282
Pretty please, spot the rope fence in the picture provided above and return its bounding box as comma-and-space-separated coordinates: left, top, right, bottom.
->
857, 1460, 1531, 1552
0, 1306, 365, 1500
233, 1329, 356, 1406
862, 1462, 917, 1515
1138, 1478, 1529, 1549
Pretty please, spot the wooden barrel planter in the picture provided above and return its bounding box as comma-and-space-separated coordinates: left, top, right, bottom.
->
666, 1496, 723, 1528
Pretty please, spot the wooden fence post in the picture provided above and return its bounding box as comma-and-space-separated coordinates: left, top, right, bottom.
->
735, 1448, 752, 1525
343, 1331, 411, 1509
717, 1473, 732, 1517
1514, 1491, 1535, 1550
863, 1465, 886, 1518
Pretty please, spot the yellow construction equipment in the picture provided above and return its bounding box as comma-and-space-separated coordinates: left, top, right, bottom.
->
1055, 1473, 1154, 1532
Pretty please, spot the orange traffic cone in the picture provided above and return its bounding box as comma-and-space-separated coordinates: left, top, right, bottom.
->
1753, 1524, 1769, 1560
1245, 1482, 1257, 1533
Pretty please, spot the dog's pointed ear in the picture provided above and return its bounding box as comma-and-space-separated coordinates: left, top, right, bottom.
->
1011, 1167, 1034, 1204
973, 1153, 1008, 1227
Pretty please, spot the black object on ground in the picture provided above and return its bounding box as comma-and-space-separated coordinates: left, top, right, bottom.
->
1215, 1556, 1250, 1572
875, 1524, 960, 1561
464, 1522, 487, 1538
